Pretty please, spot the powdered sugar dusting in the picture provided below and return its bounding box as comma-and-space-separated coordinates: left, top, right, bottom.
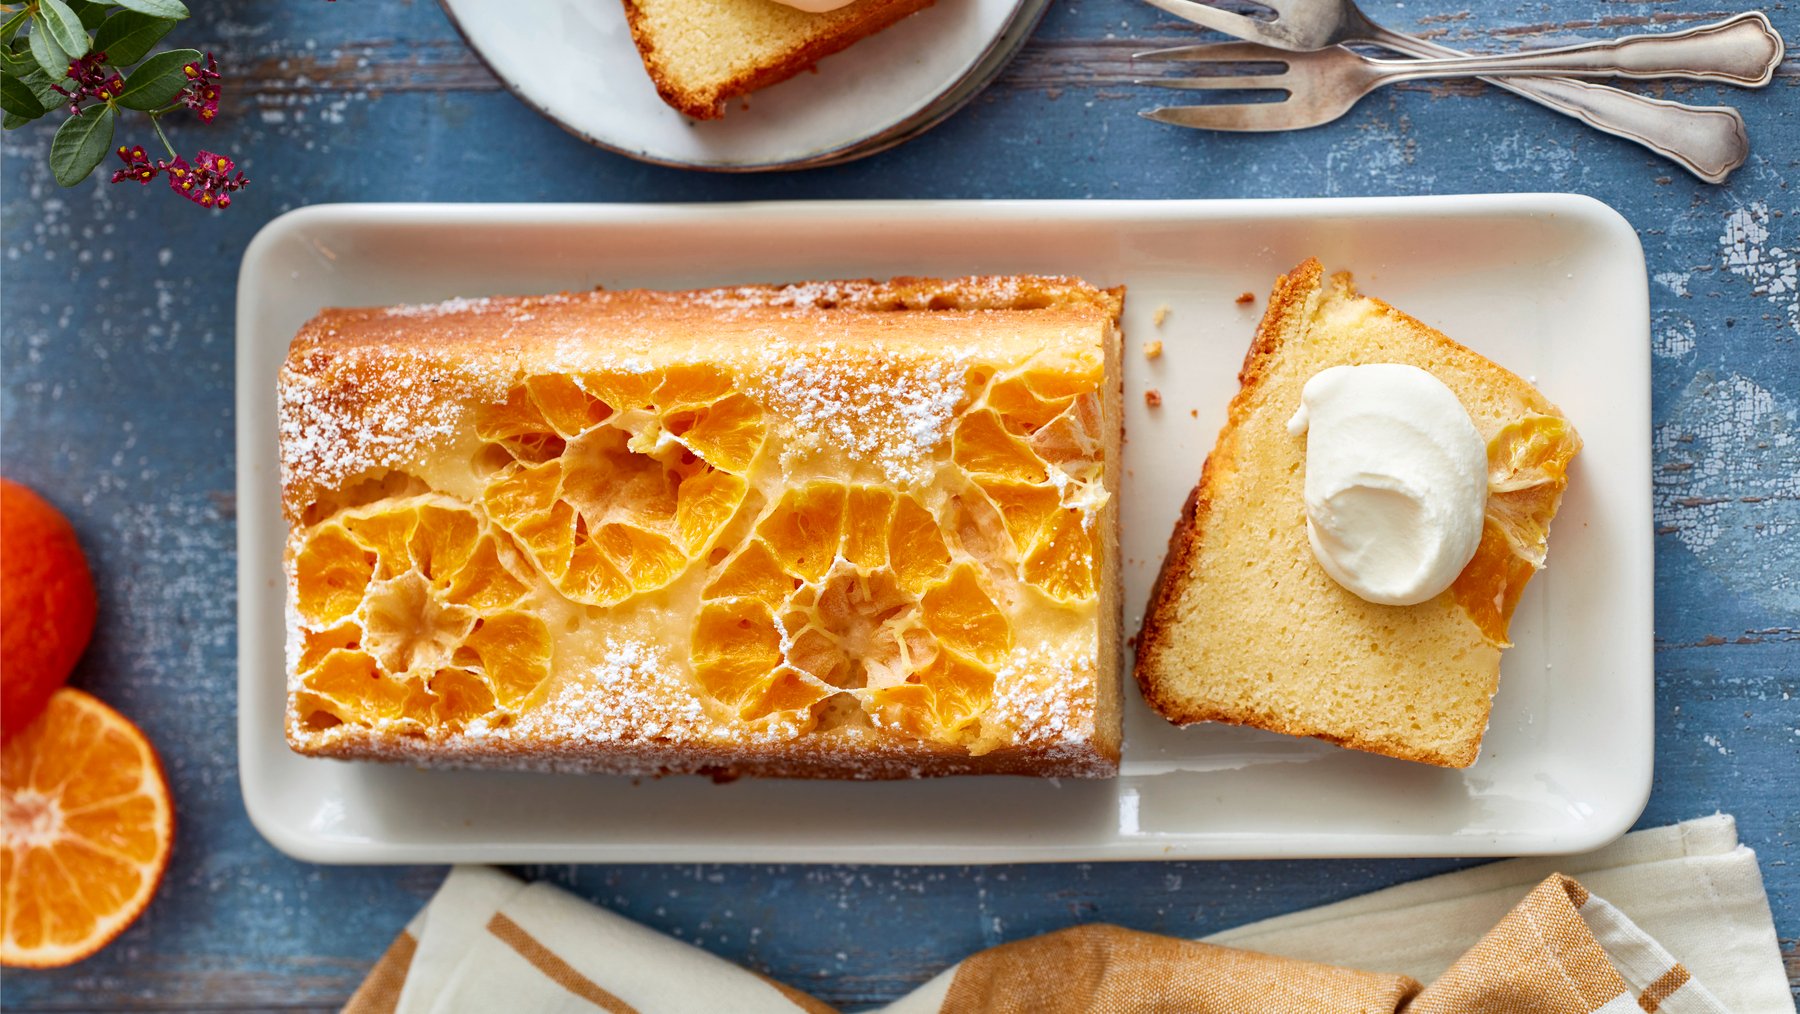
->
987, 641, 1094, 747
749, 342, 970, 487
277, 355, 475, 501
382, 295, 494, 318
484, 639, 713, 745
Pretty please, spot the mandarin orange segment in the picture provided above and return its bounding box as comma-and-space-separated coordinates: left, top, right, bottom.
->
2, 688, 173, 968
916, 649, 997, 732
1021, 346, 1105, 399
706, 540, 799, 603
1450, 414, 1582, 646
671, 393, 766, 472
843, 487, 895, 570
1023, 509, 1096, 602
428, 668, 498, 725
684, 353, 1110, 745
579, 370, 658, 413
758, 482, 846, 583
920, 564, 1011, 667
293, 526, 374, 625
985, 375, 1072, 432
458, 612, 553, 706
526, 374, 610, 436
655, 364, 735, 407
691, 599, 783, 707
290, 495, 554, 732
447, 539, 530, 610
737, 669, 832, 724
889, 494, 950, 594
954, 409, 1048, 482
477, 371, 765, 607
978, 479, 1062, 553
595, 523, 687, 591
1483, 415, 1580, 566
674, 471, 747, 554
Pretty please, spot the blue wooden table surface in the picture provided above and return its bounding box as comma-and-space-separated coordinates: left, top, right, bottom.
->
1, 0, 1795, 1008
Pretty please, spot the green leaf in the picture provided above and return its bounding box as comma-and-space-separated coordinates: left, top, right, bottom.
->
49, 102, 113, 186
28, 16, 71, 78
114, 45, 195, 109
91, 10, 171, 65
4, 109, 29, 129
37, 0, 90, 60
95, 0, 189, 19
1, 8, 31, 42
0, 39, 34, 77
71, 2, 114, 31
0, 73, 45, 119
20, 67, 66, 108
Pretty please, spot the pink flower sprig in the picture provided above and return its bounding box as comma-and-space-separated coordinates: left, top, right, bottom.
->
100, 52, 249, 211
109, 145, 158, 185
166, 151, 247, 208
181, 53, 220, 123
1, 0, 250, 211
50, 53, 125, 116
108, 145, 249, 209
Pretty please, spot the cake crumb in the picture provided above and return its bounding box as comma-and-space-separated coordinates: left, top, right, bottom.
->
1235, 291, 1255, 305
1144, 389, 1162, 407
1152, 304, 1170, 326
1142, 340, 1163, 360
1189, 408, 1198, 418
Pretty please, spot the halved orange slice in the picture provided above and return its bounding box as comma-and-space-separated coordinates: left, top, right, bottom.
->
1, 688, 173, 968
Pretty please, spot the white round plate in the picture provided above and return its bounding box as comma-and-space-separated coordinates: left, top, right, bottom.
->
440, 0, 1028, 171
796, 0, 1051, 169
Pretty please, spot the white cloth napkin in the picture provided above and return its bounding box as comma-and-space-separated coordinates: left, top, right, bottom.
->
346, 814, 1791, 1014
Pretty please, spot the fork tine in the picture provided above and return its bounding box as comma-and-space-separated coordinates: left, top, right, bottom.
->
1135, 0, 1287, 47
1133, 41, 1296, 62
1140, 103, 1306, 131
1137, 74, 1292, 91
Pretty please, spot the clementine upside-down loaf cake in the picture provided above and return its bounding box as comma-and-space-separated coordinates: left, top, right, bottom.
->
279, 276, 1124, 779
1135, 259, 1579, 768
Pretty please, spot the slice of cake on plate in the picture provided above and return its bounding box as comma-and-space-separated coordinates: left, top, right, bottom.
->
279, 276, 1124, 778
620, 0, 936, 119
1135, 258, 1580, 768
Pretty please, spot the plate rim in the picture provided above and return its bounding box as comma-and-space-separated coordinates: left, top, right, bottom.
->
236, 195, 1653, 865
434, 0, 1031, 173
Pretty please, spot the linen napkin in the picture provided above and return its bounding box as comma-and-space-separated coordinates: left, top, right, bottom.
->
344, 815, 1791, 1014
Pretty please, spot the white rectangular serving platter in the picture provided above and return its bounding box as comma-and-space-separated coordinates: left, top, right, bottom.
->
237, 197, 1652, 864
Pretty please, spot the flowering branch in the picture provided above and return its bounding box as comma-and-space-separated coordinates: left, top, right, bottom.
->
0, 1, 250, 211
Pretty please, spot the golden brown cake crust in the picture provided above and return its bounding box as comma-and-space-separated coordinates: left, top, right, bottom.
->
1135, 259, 1321, 730
620, 0, 937, 120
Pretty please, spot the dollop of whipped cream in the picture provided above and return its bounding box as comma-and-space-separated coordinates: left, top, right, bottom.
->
1285, 364, 1488, 606
770, 0, 854, 10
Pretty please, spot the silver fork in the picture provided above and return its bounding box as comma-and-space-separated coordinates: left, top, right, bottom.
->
1139, 14, 1782, 137
1136, 0, 1784, 183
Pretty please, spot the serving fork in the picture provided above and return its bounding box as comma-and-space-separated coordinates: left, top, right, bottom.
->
1137, 0, 1784, 183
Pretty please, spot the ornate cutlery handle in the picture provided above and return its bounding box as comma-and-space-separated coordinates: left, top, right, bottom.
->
1375, 12, 1784, 87
1374, 29, 1752, 184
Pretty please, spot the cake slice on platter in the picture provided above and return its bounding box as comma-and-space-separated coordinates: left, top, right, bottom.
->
1135, 258, 1580, 768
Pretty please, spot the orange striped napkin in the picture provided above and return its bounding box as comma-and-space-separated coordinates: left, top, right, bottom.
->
344, 815, 1790, 1014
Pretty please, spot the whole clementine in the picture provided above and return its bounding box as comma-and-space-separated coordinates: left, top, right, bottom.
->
1, 479, 96, 739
